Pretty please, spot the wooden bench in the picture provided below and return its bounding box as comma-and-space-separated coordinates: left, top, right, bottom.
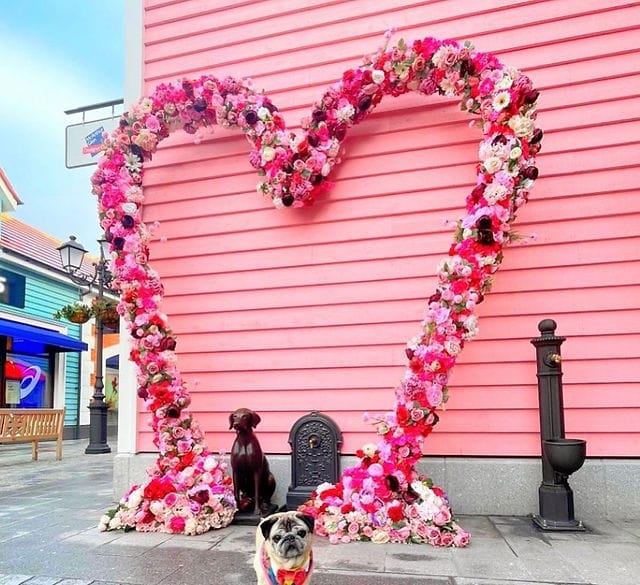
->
0, 408, 65, 460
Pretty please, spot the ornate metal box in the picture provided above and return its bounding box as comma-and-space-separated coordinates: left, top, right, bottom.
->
286, 411, 343, 510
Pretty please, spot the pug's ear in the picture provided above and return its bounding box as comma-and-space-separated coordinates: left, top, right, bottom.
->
251, 411, 262, 428
259, 515, 279, 539
296, 513, 315, 533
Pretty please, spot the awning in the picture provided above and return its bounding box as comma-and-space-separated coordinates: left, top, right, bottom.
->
106, 355, 119, 369
0, 317, 88, 354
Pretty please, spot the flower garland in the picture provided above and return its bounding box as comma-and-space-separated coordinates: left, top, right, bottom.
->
92, 32, 541, 543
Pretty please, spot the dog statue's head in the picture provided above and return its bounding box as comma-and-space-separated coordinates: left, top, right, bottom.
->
229, 407, 261, 432
259, 511, 315, 566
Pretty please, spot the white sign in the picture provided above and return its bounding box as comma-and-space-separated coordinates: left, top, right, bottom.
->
6, 380, 21, 405
65, 116, 120, 168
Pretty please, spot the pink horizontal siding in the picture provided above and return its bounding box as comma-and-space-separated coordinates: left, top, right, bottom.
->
137, 0, 640, 457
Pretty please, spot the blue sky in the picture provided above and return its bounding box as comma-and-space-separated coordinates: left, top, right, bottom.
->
0, 1, 125, 255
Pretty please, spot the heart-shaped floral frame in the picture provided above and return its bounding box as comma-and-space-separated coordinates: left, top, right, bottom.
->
95, 33, 541, 545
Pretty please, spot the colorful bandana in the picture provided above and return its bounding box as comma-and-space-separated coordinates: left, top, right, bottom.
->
260, 543, 313, 585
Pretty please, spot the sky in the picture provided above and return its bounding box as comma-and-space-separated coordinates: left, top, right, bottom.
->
0, 1, 125, 256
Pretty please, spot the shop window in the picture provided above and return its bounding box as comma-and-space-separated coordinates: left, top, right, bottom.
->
4, 354, 50, 408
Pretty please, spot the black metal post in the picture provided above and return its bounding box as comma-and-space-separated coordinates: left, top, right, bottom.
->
85, 251, 111, 455
532, 319, 565, 482
531, 318, 584, 530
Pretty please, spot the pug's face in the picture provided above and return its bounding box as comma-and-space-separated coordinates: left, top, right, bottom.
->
260, 511, 314, 563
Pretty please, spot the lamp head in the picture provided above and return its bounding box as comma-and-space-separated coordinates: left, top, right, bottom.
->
57, 236, 87, 273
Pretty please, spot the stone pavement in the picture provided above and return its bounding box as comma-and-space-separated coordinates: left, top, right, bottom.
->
1, 439, 639, 585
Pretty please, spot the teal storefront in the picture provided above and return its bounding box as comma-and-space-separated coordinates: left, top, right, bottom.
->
0, 263, 87, 438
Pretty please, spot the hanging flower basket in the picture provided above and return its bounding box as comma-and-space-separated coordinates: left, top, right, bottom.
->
91, 298, 120, 329
53, 303, 92, 324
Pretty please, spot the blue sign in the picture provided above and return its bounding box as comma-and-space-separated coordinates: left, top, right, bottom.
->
0, 269, 26, 308
83, 126, 106, 157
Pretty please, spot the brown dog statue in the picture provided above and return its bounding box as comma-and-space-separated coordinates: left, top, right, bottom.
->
229, 407, 277, 515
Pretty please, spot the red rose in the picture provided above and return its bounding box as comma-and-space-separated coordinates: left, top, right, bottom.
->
387, 503, 405, 522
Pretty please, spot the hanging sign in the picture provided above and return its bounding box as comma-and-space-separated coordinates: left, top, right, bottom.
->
65, 116, 120, 168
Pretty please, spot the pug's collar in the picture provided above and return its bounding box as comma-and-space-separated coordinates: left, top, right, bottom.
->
259, 543, 313, 585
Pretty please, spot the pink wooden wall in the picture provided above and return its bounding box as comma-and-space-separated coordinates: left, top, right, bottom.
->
136, 0, 640, 457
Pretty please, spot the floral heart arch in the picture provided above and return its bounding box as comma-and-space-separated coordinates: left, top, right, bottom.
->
96, 32, 541, 545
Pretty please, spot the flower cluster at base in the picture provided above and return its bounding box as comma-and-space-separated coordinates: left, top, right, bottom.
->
89, 30, 541, 539
300, 442, 469, 546
99, 447, 236, 534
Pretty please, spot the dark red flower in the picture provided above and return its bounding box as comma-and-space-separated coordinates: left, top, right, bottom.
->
244, 110, 258, 125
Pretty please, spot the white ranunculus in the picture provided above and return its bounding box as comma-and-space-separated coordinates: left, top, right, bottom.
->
508, 115, 535, 138
484, 184, 508, 205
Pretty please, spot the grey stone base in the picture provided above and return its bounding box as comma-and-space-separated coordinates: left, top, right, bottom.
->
63, 423, 118, 441
113, 453, 640, 519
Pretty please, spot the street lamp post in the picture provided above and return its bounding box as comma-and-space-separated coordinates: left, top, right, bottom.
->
57, 235, 112, 454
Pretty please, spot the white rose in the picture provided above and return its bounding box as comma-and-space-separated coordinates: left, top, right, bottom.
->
203, 455, 218, 472
122, 202, 138, 214
337, 104, 355, 121
362, 443, 377, 457
99, 515, 111, 530
371, 530, 390, 544
262, 146, 276, 162
257, 107, 271, 121
371, 69, 385, 84
128, 487, 144, 508
509, 146, 522, 159
495, 73, 514, 90
315, 482, 335, 495
483, 156, 503, 174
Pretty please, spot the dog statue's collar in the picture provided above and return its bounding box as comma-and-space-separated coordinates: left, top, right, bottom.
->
260, 543, 312, 585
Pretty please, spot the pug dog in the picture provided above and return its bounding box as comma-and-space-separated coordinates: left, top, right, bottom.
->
254, 511, 315, 585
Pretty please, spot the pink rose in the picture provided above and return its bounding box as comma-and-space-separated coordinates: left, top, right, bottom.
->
453, 530, 470, 547
434, 508, 452, 526
145, 114, 161, 132
163, 492, 178, 507
427, 386, 443, 408
410, 408, 424, 421
439, 531, 455, 547
167, 516, 186, 533
426, 526, 441, 542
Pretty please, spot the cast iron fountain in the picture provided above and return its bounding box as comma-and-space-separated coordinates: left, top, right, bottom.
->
531, 319, 587, 531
